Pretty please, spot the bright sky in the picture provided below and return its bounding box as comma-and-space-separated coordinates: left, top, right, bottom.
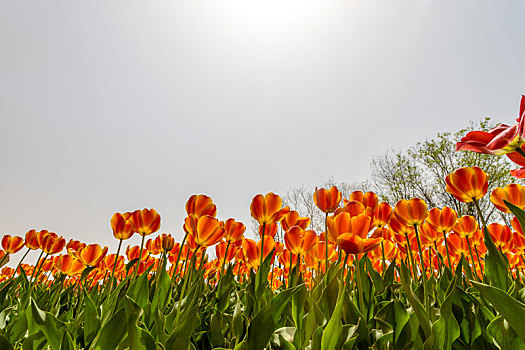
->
1, 1, 524, 258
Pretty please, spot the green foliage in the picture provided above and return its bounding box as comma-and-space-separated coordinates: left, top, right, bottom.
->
370, 118, 516, 221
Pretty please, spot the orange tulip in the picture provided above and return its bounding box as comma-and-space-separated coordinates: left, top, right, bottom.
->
284, 227, 318, 256
111, 212, 135, 240
371, 202, 393, 228
242, 236, 276, 269
1, 235, 25, 254
56, 255, 85, 276
313, 186, 342, 213
445, 167, 488, 203
490, 183, 525, 213
279, 249, 298, 268
447, 233, 470, 258
216, 241, 238, 264
250, 192, 290, 225
334, 201, 365, 217
146, 238, 161, 255
126, 245, 149, 261
185, 215, 224, 248
25, 230, 40, 250
394, 198, 428, 227
260, 222, 278, 238
486, 223, 514, 253
281, 211, 310, 232
130, 209, 161, 236
327, 213, 371, 243
66, 239, 86, 257
223, 218, 246, 242
307, 241, 336, 263
453, 215, 478, 238
337, 233, 382, 255
185, 194, 217, 218
512, 217, 524, 236
41, 234, 65, 255
156, 233, 175, 252
419, 222, 443, 245
426, 207, 458, 233
103, 254, 125, 273
348, 191, 379, 210
76, 244, 108, 267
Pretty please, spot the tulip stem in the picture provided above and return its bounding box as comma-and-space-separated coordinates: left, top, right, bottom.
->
442, 231, 453, 272
355, 254, 365, 318
30, 250, 44, 284
466, 236, 479, 282
220, 241, 231, 277
259, 223, 266, 269
325, 213, 329, 276
171, 232, 188, 285
109, 239, 122, 294
14, 248, 31, 278
132, 234, 146, 282
404, 234, 417, 279
380, 241, 387, 277
413, 225, 428, 311
31, 253, 49, 289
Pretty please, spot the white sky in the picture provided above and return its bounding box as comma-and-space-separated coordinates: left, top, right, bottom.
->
1, 1, 524, 260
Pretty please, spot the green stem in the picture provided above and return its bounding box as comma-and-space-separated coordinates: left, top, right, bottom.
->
14, 248, 31, 277
413, 225, 428, 310
404, 233, 417, 279
442, 231, 453, 271
220, 241, 231, 277
259, 223, 266, 269
109, 239, 123, 294
31, 252, 49, 288
325, 213, 329, 277
30, 250, 45, 284
132, 234, 146, 282
466, 236, 479, 281
380, 241, 387, 277
171, 231, 188, 285
355, 254, 365, 318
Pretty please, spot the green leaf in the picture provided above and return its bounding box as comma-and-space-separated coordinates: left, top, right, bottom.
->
472, 280, 525, 343
30, 299, 67, 350
59, 331, 75, 350
83, 291, 100, 346
0, 334, 14, 350
246, 284, 303, 350
255, 248, 275, 306
487, 315, 525, 349
124, 296, 156, 350
374, 299, 410, 346
399, 261, 431, 339
89, 307, 127, 350
165, 303, 200, 350
127, 268, 151, 310
216, 264, 234, 313
291, 284, 307, 349
321, 282, 344, 350
424, 282, 460, 350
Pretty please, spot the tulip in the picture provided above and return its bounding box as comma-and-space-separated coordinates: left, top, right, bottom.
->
281, 211, 310, 232
1, 235, 24, 255
490, 183, 525, 213
185, 194, 217, 218
313, 186, 342, 214
445, 167, 489, 203
184, 215, 224, 248
56, 254, 85, 277
284, 226, 318, 256
456, 96, 525, 155
250, 192, 289, 267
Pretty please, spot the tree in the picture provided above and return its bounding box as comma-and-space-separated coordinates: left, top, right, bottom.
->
369, 118, 517, 224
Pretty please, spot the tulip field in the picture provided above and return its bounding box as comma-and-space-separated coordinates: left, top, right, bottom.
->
2, 97, 525, 349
